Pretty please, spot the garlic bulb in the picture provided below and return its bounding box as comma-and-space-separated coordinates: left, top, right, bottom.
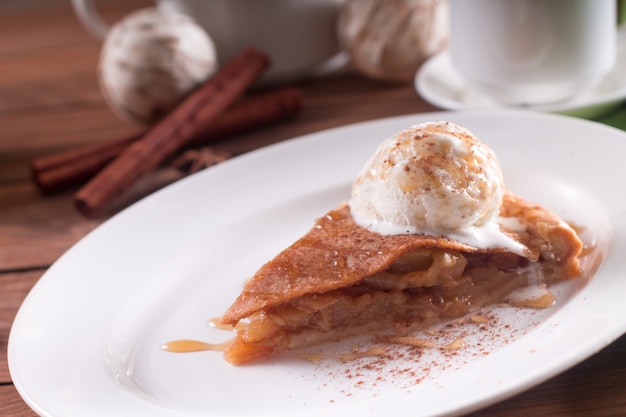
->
99, 8, 218, 124
337, 0, 448, 83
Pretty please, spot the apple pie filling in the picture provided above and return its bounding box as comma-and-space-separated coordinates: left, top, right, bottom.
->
221, 194, 583, 365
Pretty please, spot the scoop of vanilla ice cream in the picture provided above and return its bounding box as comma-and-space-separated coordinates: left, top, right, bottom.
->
350, 121, 505, 236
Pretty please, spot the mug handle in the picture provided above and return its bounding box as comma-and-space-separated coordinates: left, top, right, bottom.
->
71, 0, 112, 39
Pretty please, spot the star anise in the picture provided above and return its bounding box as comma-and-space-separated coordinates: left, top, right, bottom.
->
169, 147, 232, 175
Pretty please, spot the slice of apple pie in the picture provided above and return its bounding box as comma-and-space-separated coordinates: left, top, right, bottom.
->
219, 121, 584, 365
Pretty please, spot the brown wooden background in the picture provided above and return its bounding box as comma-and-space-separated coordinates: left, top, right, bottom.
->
1, 2, 625, 416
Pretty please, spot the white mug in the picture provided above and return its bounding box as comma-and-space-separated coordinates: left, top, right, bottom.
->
448, 0, 618, 105
71, 0, 346, 85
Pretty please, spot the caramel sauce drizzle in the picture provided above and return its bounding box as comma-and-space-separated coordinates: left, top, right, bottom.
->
161, 317, 239, 353
161, 339, 233, 353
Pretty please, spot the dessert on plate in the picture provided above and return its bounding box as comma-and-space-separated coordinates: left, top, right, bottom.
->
219, 121, 584, 365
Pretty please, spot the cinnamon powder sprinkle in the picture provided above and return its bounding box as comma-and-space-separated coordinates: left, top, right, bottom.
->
312, 306, 545, 399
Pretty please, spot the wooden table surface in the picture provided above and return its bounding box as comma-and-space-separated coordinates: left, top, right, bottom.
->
1, 2, 625, 416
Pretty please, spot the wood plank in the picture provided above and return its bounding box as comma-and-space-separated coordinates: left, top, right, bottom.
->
0, 0, 150, 57
0, 103, 136, 181
0, 42, 100, 88
0, 384, 37, 417
211, 73, 437, 156
0, 3, 144, 183
471, 335, 626, 416
0, 182, 100, 270
0, 270, 42, 383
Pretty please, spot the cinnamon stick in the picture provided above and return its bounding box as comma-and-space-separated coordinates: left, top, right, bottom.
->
32, 87, 303, 194
74, 47, 270, 217
32, 133, 140, 194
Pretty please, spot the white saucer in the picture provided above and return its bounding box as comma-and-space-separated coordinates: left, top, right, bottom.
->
415, 43, 626, 119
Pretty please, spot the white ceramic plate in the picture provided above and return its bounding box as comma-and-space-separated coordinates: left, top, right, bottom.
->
9, 111, 626, 417
415, 42, 626, 119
